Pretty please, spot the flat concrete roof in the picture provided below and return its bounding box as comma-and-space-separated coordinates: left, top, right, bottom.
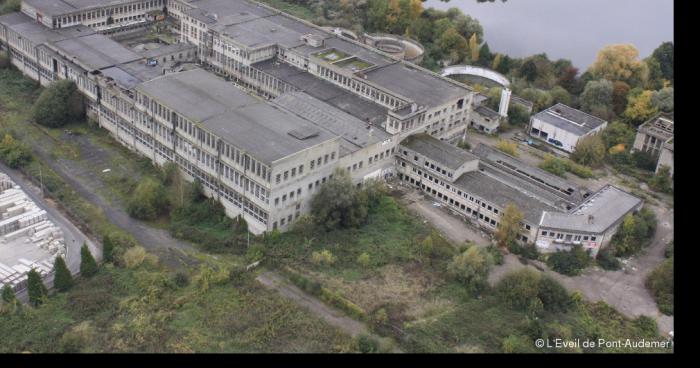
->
50, 33, 142, 70
137, 69, 337, 164
24, 0, 134, 17
533, 103, 608, 136
0, 12, 95, 45
273, 92, 390, 154
454, 169, 561, 224
539, 185, 642, 234
365, 62, 469, 109
184, 0, 471, 109
101, 59, 163, 89
471, 143, 589, 206
253, 59, 388, 126
638, 112, 674, 141
400, 134, 478, 171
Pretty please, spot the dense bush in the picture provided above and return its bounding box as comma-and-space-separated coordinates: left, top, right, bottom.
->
546, 245, 591, 276
170, 181, 248, 252
32, 79, 84, 128
596, 247, 621, 271
354, 334, 379, 353
310, 169, 384, 230
495, 139, 519, 157
610, 207, 657, 257
646, 257, 673, 315
507, 241, 540, 260
126, 177, 169, 220
0, 133, 33, 168
496, 268, 571, 316
447, 245, 494, 293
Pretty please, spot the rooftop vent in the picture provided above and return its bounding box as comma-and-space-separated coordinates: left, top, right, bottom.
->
288, 126, 320, 140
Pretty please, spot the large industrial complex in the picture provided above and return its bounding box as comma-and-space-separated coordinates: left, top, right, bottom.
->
0, 0, 644, 255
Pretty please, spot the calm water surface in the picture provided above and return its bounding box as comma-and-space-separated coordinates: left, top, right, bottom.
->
425, 0, 674, 69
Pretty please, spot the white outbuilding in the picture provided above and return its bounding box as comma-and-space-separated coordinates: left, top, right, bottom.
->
528, 103, 608, 153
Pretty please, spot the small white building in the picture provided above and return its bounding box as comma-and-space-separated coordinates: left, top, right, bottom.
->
528, 103, 608, 153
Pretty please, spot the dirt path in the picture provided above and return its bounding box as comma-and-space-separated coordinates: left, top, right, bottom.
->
396, 183, 674, 336
256, 271, 370, 337
26, 124, 196, 268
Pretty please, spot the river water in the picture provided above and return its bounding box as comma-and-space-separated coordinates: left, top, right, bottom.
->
425, 0, 674, 70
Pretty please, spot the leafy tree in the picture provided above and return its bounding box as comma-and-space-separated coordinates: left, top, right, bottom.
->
596, 247, 621, 271
611, 81, 631, 116
80, 244, 98, 278
53, 256, 74, 292
651, 42, 673, 83
310, 168, 368, 230
447, 245, 494, 293
557, 66, 582, 94
518, 59, 538, 82
32, 79, 85, 128
518, 88, 553, 111
546, 245, 591, 276
0, 133, 33, 168
496, 268, 541, 311
570, 134, 605, 167
649, 165, 673, 193
507, 104, 530, 126
548, 85, 572, 106
624, 90, 658, 126
602, 121, 635, 150
27, 268, 48, 307
651, 87, 673, 112
495, 203, 524, 248
589, 44, 649, 87
127, 177, 169, 220
580, 79, 613, 119
438, 27, 468, 64
537, 276, 571, 313
610, 208, 657, 257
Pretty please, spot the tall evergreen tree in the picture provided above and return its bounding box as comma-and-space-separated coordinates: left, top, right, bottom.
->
102, 234, 114, 263
53, 256, 73, 292
80, 244, 98, 278
27, 269, 48, 307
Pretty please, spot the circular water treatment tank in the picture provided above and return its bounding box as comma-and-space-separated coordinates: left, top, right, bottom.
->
376, 39, 405, 54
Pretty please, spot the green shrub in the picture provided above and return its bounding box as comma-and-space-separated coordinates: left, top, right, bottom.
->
508, 242, 540, 260
126, 177, 169, 220
501, 334, 535, 353
537, 276, 571, 313
354, 334, 379, 353
486, 245, 504, 265
546, 245, 591, 276
311, 249, 336, 267
646, 257, 673, 315
447, 245, 493, 293
596, 247, 621, 271
173, 271, 190, 288
496, 268, 571, 314
32, 79, 84, 128
0, 133, 33, 168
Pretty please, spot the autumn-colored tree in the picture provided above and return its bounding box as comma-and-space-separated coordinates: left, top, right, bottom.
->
570, 134, 606, 167
492, 53, 503, 71
589, 44, 649, 87
495, 139, 519, 157
438, 27, 468, 64
468, 33, 479, 63
624, 90, 658, 126
407, 0, 423, 21
495, 204, 524, 248
611, 81, 631, 116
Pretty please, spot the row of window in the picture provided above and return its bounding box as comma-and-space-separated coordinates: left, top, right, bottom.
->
53, 0, 163, 26
541, 231, 597, 243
